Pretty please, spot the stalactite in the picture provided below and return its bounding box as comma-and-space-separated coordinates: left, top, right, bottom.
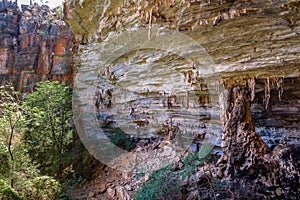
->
275, 77, 284, 101
264, 77, 270, 109
185, 90, 189, 108
154, 1, 159, 13
223, 86, 234, 130
219, 89, 226, 128
79, 0, 84, 8
263, 77, 284, 108
248, 78, 256, 101
191, 62, 198, 84
215, 80, 220, 93
148, 8, 153, 40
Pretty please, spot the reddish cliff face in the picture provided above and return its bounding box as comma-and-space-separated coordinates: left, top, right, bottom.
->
0, 0, 74, 93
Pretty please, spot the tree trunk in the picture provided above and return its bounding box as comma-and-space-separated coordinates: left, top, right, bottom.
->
8, 127, 15, 188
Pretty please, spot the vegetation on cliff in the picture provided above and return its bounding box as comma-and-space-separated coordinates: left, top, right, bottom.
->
0, 81, 81, 199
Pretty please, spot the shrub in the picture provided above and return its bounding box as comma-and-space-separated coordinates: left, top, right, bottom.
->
0, 179, 22, 200
31, 176, 61, 200
135, 165, 181, 200
135, 145, 214, 200
180, 144, 213, 180
0, 141, 9, 177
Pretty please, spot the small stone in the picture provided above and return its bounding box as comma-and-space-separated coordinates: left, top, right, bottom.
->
106, 182, 113, 188
122, 171, 132, 180
135, 147, 142, 152
88, 191, 95, 198
144, 173, 150, 181
99, 182, 107, 193
217, 169, 223, 178
107, 187, 116, 198
116, 186, 130, 200
275, 188, 283, 196
178, 161, 184, 169
124, 184, 132, 191
158, 142, 166, 148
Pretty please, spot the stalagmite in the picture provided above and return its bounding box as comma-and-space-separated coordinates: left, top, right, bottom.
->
218, 85, 267, 177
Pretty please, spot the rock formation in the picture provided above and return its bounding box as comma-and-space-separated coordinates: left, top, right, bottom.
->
0, 0, 74, 92
67, 0, 300, 160
62, 0, 300, 198
216, 82, 299, 198
218, 85, 268, 177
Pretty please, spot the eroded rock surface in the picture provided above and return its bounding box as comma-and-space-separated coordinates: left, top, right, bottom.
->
68, 0, 299, 136
218, 85, 267, 177
66, 0, 300, 199
69, 0, 299, 167
0, 0, 74, 91
216, 84, 299, 198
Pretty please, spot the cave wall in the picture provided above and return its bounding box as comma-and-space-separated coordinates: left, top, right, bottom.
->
0, 0, 74, 92
67, 0, 299, 147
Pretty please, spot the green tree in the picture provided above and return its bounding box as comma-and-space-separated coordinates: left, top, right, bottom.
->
6, 143, 61, 200
0, 84, 63, 199
23, 81, 73, 178
0, 85, 23, 187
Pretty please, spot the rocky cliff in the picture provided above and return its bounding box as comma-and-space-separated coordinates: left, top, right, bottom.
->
0, 0, 74, 92
66, 0, 299, 199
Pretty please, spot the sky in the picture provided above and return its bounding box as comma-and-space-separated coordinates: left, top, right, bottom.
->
18, 0, 64, 8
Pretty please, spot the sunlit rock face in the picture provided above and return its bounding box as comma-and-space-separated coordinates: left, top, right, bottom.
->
72, 27, 223, 172
68, 0, 300, 170
0, 1, 74, 92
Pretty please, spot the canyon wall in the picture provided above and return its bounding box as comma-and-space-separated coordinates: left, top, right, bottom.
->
0, 0, 74, 93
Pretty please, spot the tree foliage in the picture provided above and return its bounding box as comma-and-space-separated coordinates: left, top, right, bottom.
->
0, 85, 23, 187
0, 179, 22, 200
0, 83, 63, 199
23, 81, 74, 177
